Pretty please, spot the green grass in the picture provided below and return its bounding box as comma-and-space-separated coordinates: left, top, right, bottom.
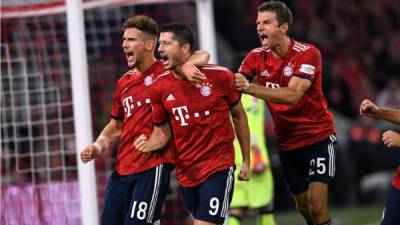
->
242, 205, 382, 225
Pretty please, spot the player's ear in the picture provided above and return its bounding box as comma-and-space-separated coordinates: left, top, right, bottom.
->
181, 43, 191, 54
280, 23, 289, 34
146, 38, 156, 51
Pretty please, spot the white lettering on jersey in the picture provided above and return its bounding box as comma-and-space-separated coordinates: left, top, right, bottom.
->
123, 96, 134, 117
171, 106, 212, 126
299, 64, 316, 75
172, 106, 189, 126
265, 82, 280, 89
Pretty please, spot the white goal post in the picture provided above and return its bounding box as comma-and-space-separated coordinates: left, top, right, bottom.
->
65, 1, 99, 225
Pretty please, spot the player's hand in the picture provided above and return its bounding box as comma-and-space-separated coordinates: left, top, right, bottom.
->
238, 161, 250, 181
234, 73, 250, 92
80, 144, 100, 163
360, 99, 380, 117
134, 134, 152, 153
181, 63, 207, 86
382, 130, 400, 148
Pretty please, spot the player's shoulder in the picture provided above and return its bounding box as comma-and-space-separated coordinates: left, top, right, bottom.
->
200, 64, 235, 85
153, 60, 166, 74
248, 47, 270, 56
292, 40, 320, 56
251, 47, 270, 53
200, 64, 233, 74
152, 70, 172, 87
121, 69, 136, 77
117, 69, 135, 83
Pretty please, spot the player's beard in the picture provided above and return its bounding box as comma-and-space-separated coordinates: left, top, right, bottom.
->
163, 54, 178, 70
128, 55, 141, 68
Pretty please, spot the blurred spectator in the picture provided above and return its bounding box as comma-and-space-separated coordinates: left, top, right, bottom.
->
385, 32, 400, 80
376, 77, 400, 109
325, 64, 355, 118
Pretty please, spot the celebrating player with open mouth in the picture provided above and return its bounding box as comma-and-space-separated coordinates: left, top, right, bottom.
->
80, 15, 209, 225
234, 1, 337, 225
134, 23, 251, 225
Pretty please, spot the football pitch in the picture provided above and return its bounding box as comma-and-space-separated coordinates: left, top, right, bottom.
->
243, 205, 382, 225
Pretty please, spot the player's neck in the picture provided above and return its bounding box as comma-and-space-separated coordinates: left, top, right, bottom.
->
135, 56, 156, 75
271, 36, 291, 59
172, 65, 185, 80
172, 54, 190, 80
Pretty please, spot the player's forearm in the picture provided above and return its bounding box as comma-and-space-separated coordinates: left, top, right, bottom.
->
247, 84, 301, 105
147, 124, 171, 151
94, 120, 122, 154
186, 50, 210, 66
232, 115, 251, 164
377, 108, 400, 125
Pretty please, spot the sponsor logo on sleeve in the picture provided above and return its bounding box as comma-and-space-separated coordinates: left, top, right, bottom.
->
299, 64, 316, 75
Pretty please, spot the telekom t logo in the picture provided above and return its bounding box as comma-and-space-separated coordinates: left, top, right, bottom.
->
265, 82, 280, 89
172, 106, 189, 126
123, 96, 134, 117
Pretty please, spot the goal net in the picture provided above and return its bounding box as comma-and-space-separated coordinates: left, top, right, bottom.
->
0, 1, 216, 224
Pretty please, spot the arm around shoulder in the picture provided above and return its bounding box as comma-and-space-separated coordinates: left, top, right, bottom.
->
180, 50, 210, 83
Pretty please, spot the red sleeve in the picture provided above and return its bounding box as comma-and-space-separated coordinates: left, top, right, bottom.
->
111, 80, 124, 120
238, 51, 256, 81
149, 83, 168, 125
224, 70, 241, 107
293, 47, 321, 81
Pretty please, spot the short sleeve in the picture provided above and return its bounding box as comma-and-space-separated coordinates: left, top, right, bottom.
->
238, 51, 257, 81
224, 70, 241, 107
149, 83, 168, 125
293, 47, 321, 81
111, 81, 124, 120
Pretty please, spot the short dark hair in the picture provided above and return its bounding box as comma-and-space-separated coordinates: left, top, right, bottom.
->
122, 15, 158, 37
258, 1, 293, 34
159, 23, 194, 52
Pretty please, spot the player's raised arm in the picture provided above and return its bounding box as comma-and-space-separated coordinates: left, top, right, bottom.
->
134, 122, 171, 153
235, 73, 311, 105
360, 99, 400, 125
80, 118, 122, 163
230, 100, 250, 181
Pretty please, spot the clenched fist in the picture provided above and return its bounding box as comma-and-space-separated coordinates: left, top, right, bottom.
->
80, 144, 100, 163
382, 130, 400, 148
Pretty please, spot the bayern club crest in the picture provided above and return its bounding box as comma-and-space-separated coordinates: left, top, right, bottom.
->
144, 75, 153, 86
283, 65, 293, 76
200, 82, 212, 96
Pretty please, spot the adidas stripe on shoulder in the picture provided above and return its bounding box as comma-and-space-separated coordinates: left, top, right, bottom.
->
201, 65, 229, 72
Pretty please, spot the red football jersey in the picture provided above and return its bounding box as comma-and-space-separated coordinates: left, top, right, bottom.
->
111, 60, 174, 175
239, 40, 335, 150
150, 64, 239, 187
393, 166, 400, 190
